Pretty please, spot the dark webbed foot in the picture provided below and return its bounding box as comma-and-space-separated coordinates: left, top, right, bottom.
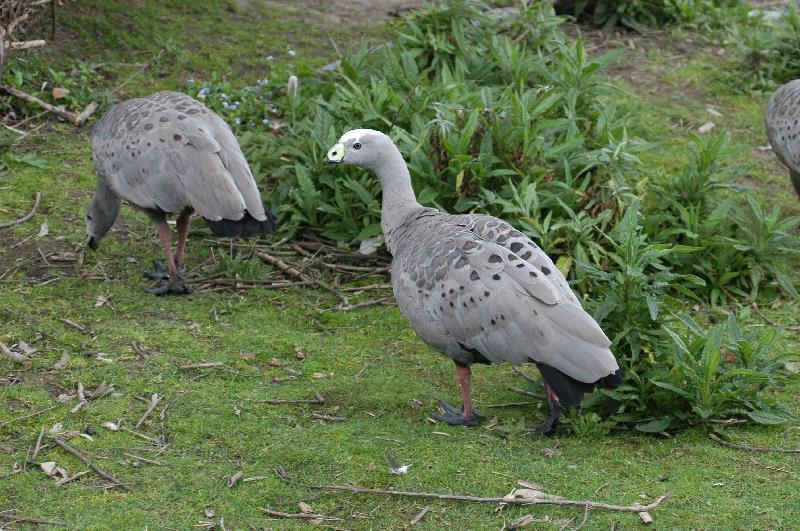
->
433, 400, 482, 426
145, 278, 193, 296
526, 400, 562, 435
142, 259, 188, 281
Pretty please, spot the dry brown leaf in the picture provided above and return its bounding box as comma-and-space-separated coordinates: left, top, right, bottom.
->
52, 87, 70, 99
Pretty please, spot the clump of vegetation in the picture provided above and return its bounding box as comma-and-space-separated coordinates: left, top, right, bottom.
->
553, 0, 745, 33
721, 3, 800, 92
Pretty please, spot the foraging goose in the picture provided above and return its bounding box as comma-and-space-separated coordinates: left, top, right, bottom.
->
87, 91, 277, 294
325, 129, 622, 433
765, 79, 800, 196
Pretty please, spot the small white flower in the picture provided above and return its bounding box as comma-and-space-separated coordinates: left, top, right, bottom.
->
266, 55, 274, 61
288, 49, 297, 57
261, 118, 270, 125
234, 117, 241, 125
222, 101, 229, 108
220, 92, 229, 99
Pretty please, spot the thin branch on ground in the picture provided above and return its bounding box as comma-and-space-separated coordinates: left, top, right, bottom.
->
49, 437, 132, 491
177, 361, 224, 370
0, 192, 40, 228
0, 341, 27, 363
134, 393, 162, 429
274, 469, 668, 514
0, 510, 65, 526
259, 508, 342, 521
708, 433, 800, 454
258, 251, 351, 309
255, 392, 326, 405
512, 366, 540, 385
0, 85, 96, 125
508, 387, 546, 400
484, 401, 539, 409
0, 404, 58, 428
56, 317, 94, 336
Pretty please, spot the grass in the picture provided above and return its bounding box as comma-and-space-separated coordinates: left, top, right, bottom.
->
1, 1, 799, 529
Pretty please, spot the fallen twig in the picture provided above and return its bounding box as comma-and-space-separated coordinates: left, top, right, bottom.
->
57, 317, 94, 336
134, 393, 162, 429
55, 470, 90, 486
323, 296, 394, 312
512, 366, 540, 385
708, 433, 800, 454
259, 508, 342, 521
0, 85, 96, 125
508, 387, 546, 400
484, 401, 539, 409
0, 468, 22, 479
49, 437, 132, 491
123, 453, 162, 466
177, 361, 224, 370
312, 412, 347, 422
255, 392, 326, 405
0, 511, 66, 526
0, 404, 58, 428
258, 251, 351, 309
227, 470, 243, 488
0, 192, 41, 228
31, 426, 46, 460
0, 341, 28, 363
274, 470, 668, 514
409, 506, 430, 526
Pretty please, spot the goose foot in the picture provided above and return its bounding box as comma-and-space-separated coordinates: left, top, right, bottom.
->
145, 278, 193, 296
526, 399, 562, 435
142, 259, 187, 281
433, 400, 482, 426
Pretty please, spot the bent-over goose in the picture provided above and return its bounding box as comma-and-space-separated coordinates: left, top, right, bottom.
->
325, 129, 622, 433
765, 79, 800, 196
87, 91, 277, 294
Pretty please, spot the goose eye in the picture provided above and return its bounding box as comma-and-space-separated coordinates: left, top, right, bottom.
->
353, 142, 362, 150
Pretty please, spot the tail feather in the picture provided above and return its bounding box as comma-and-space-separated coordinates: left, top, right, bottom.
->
535, 362, 623, 406
205, 204, 277, 238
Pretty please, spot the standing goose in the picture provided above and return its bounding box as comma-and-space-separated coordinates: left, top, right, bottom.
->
325, 129, 622, 433
765, 79, 800, 196
87, 91, 277, 294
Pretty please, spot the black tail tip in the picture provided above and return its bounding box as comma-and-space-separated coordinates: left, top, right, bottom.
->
205, 205, 278, 238
598, 367, 625, 389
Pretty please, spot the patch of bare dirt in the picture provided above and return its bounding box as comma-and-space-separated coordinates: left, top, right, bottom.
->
266, 0, 421, 26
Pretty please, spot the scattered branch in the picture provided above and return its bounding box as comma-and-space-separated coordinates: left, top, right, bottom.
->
134, 393, 162, 429
0, 341, 28, 363
0, 85, 96, 125
0, 192, 40, 228
409, 506, 430, 526
708, 433, 800, 454
255, 392, 326, 405
508, 387, 546, 400
0, 404, 58, 428
49, 437, 132, 491
0, 511, 65, 526
258, 251, 351, 309
177, 361, 224, 370
259, 508, 342, 522
57, 318, 94, 336
274, 470, 668, 515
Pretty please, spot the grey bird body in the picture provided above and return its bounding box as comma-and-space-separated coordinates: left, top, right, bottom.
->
765, 79, 800, 195
326, 129, 621, 432
87, 91, 276, 293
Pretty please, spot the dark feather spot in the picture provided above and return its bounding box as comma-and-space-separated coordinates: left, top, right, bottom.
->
520, 251, 532, 260
463, 302, 467, 307
500, 314, 505, 320
449, 302, 454, 307
462, 241, 478, 251
439, 306, 443, 311
488, 254, 502, 263
159, 116, 169, 122
469, 297, 475, 303
484, 291, 490, 297
508, 255, 519, 261
177, 114, 187, 120
459, 285, 464, 290
510, 242, 523, 253
173, 134, 182, 141
441, 292, 446, 298
187, 108, 200, 114
144, 123, 154, 130
470, 271, 479, 281
492, 274, 501, 280
455, 256, 469, 268
449, 289, 454, 294
529, 271, 538, 278
516, 263, 525, 268
541, 266, 551, 275
491, 319, 496, 325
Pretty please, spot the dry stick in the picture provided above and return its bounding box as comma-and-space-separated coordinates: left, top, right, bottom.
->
0, 191, 40, 228
0, 468, 21, 479
258, 251, 351, 309
0, 404, 58, 428
255, 392, 326, 405
55, 470, 90, 486
484, 401, 539, 409
49, 437, 132, 491
275, 472, 668, 513
7, 39, 46, 50
57, 317, 94, 336
134, 393, 162, 429
259, 508, 342, 521
409, 506, 430, 526
0, 512, 66, 526
123, 453, 163, 466
31, 426, 46, 460
177, 361, 224, 370
0, 85, 95, 125
508, 387, 546, 401
0, 341, 27, 363
708, 433, 800, 454
324, 296, 394, 312
512, 366, 540, 385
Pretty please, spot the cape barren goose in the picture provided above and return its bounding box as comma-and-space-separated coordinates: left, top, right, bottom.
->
87, 91, 276, 294
765, 79, 800, 196
325, 129, 622, 433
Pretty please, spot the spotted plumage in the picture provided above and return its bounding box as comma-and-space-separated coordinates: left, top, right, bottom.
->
765, 79, 800, 195
326, 129, 622, 433
87, 91, 276, 294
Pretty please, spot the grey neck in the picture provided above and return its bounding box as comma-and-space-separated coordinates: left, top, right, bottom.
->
373, 144, 421, 250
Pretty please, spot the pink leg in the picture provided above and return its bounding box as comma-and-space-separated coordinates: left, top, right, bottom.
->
456, 365, 474, 419
174, 211, 192, 268
154, 221, 177, 280
544, 382, 560, 403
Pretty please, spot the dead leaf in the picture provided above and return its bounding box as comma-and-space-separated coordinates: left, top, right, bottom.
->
698, 121, 715, 134
705, 106, 723, 117
52, 87, 70, 99
358, 236, 382, 256
294, 346, 305, 360
40, 461, 58, 476
298, 501, 313, 514
227, 470, 243, 488
95, 295, 108, 307
53, 350, 70, 370
269, 358, 283, 367
204, 508, 215, 518
36, 221, 49, 237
